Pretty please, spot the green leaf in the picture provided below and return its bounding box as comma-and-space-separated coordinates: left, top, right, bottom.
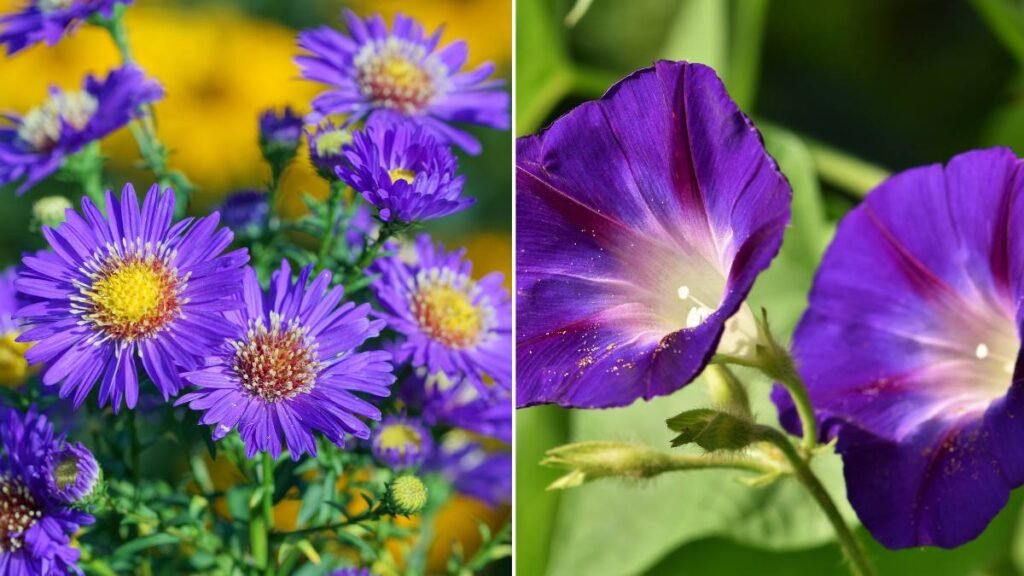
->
516, 0, 572, 134
112, 533, 180, 558
971, 0, 1024, 68
666, 408, 760, 451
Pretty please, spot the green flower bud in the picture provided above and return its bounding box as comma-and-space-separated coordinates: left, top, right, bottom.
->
384, 475, 428, 516
32, 196, 72, 228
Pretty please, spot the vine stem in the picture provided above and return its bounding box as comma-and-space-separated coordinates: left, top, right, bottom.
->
317, 180, 345, 265
758, 427, 875, 576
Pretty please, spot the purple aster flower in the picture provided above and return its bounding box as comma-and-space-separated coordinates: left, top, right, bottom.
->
307, 121, 353, 179
337, 119, 470, 223
177, 261, 395, 460
773, 148, 1024, 549
0, 66, 163, 195
0, 268, 33, 388
16, 183, 249, 412
516, 60, 791, 409
0, 0, 130, 55
403, 371, 512, 444
296, 9, 509, 155
370, 415, 432, 469
43, 442, 98, 504
435, 432, 510, 507
259, 106, 303, 165
217, 190, 270, 237
371, 234, 511, 390
0, 406, 93, 575
344, 203, 376, 255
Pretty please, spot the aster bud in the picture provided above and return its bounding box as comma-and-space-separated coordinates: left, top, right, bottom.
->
258, 106, 303, 168
46, 442, 102, 506
384, 475, 428, 516
308, 122, 353, 180
31, 196, 72, 229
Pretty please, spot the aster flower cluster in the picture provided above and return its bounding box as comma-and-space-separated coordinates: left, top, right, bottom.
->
0, 3, 509, 575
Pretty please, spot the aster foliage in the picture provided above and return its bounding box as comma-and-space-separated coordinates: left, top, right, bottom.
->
0, 4, 510, 575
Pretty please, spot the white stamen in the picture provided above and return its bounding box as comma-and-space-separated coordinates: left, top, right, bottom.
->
677, 285, 690, 301
976, 343, 990, 360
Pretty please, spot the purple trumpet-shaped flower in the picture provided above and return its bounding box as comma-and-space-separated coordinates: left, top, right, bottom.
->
16, 183, 249, 412
774, 148, 1024, 549
371, 234, 512, 390
0, 0, 131, 55
370, 415, 432, 469
296, 9, 509, 154
0, 66, 163, 194
516, 60, 791, 409
177, 261, 395, 460
0, 405, 94, 575
337, 119, 470, 223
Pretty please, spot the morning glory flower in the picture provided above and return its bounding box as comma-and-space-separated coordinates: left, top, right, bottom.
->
371, 234, 512, 391
0, 66, 163, 195
177, 261, 395, 460
216, 189, 270, 239
16, 183, 249, 411
774, 148, 1024, 549
0, 0, 131, 55
0, 405, 93, 575
336, 118, 470, 223
516, 60, 791, 409
296, 9, 509, 154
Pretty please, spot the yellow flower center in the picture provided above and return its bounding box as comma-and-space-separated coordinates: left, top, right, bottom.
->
0, 332, 31, 388
388, 168, 416, 184
314, 128, 352, 158
355, 39, 442, 114
378, 424, 423, 454
412, 276, 485, 349
78, 249, 185, 343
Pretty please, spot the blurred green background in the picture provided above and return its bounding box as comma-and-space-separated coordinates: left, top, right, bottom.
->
516, 0, 1024, 575
0, 0, 512, 572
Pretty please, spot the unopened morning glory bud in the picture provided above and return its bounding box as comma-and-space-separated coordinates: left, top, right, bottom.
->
384, 475, 428, 516
31, 195, 72, 229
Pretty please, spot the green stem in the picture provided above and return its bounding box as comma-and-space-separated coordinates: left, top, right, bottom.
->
273, 504, 385, 540
758, 427, 875, 576
340, 219, 405, 286
127, 410, 141, 493
99, 10, 192, 215
317, 181, 345, 265
261, 453, 276, 576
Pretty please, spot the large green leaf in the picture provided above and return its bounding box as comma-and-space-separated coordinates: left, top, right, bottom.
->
544, 129, 839, 576
516, 0, 572, 134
